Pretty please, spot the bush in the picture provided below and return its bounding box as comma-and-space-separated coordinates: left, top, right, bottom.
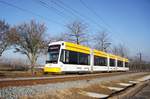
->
0, 58, 29, 71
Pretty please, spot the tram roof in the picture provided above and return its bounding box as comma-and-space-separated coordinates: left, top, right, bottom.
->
48, 41, 129, 62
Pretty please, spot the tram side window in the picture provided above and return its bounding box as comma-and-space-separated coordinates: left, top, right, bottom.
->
60, 50, 90, 65
78, 53, 90, 65
118, 60, 123, 67
94, 56, 107, 66
66, 50, 78, 64
110, 59, 115, 66
125, 62, 128, 67
94, 56, 99, 66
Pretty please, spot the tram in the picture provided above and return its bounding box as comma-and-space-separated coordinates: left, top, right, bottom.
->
44, 41, 129, 73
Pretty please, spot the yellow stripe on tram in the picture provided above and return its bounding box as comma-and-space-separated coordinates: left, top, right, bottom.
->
44, 67, 61, 73
64, 42, 90, 54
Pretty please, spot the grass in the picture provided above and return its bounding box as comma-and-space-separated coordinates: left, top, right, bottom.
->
0, 69, 45, 78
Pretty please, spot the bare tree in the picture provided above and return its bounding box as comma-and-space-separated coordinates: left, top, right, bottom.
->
0, 20, 10, 56
94, 31, 111, 52
112, 43, 129, 57
129, 53, 150, 72
12, 20, 47, 74
65, 21, 88, 44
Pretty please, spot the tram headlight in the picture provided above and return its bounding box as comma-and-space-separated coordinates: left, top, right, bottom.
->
45, 64, 51, 67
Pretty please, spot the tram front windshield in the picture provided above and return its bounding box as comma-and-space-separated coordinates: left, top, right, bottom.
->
47, 45, 60, 63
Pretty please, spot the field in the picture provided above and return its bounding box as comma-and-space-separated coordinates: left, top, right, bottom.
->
0, 63, 45, 78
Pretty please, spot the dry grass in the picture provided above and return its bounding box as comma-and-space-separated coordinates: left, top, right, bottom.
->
100, 81, 126, 88
81, 83, 113, 95
0, 69, 46, 78
18, 73, 150, 99
20, 88, 94, 99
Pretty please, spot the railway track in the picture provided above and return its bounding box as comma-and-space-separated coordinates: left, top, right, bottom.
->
0, 72, 133, 88
0, 72, 149, 99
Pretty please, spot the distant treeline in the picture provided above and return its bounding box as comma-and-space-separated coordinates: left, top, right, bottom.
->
129, 61, 150, 72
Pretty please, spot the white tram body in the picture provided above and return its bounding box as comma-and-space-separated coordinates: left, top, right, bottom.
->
44, 41, 129, 73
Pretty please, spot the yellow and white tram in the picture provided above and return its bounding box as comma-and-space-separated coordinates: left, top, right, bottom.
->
44, 41, 129, 73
